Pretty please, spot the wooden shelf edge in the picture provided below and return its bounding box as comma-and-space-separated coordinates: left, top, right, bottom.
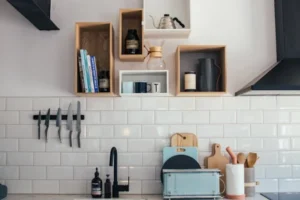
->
144, 29, 191, 39
120, 93, 171, 97
75, 92, 116, 97
119, 54, 145, 62
176, 92, 227, 97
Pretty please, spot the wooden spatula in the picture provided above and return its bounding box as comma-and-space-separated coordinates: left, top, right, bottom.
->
237, 153, 246, 165
247, 152, 258, 168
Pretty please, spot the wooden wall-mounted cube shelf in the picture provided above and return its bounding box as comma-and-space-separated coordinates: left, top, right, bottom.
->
119, 9, 144, 62
75, 22, 115, 96
176, 45, 227, 96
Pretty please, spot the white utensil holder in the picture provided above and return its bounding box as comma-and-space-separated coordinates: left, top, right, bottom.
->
226, 164, 245, 199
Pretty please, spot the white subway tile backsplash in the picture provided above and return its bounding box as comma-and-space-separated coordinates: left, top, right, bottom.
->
0, 166, 19, 179
251, 124, 277, 137
277, 97, 300, 109
82, 111, 100, 125
266, 166, 292, 178
279, 179, 300, 192
0, 139, 18, 151
129, 167, 155, 180
59, 180, 87, 194
47, 167, 73, 180
142, 180, 162, 194
61, 153, 87, 166
128, 111, 154, 124
237, 138, 263, 151
6, 98, 32, 110
19, 139, 45, 152
142, 153, 162, 166
33, 98, 59, 110
256, 152, 279, 165
20, 166, 46, 179
142, 125, 169, 138
119, 153, 142, 166
198, 139, 210, 151
169, 97, 195, 110
155, 139, 170, 152
101, 111, 127, 124
7, 152, 33, 165
224, 124, 250, 137
142, 97, 168, 110
251, 97, 277, 110
263, 138, 290, 150
256, 179, 278, 192
263, 111, 290, 123
33, 180, 59, 194
169, 125, 196, 135
210, 111, 236, 124
182, 111, 209, 124
128, 139, 155, 152
20, 111, 35, 124
279, 124, 300, 137
87, 98, 113, 110
74, 167, 95, 180
114, 125, 141, 138
237, 111, 263, 123
196, 97, 223, 110
293, 166, 300, 178
34, 152, 60, 166
87, 153, 109, 166
114, 97, 141, 110
101, 166, 128, 180
0, 125, 4, 138
60, 97, 86, 111
209, 138, 237, 151
100, 139, 127, 152
0, 111, 19, 124
72, 139, 100, 152
0, 153, 6, 165
86, 125, 113, 138
279, 152, 300, 164
6, 125, 33, 138
292, 138, 300, 150
156, 111, 182, 124
6, 180, 32, 194
197, 125, 223, 138
123, 180, 141, 194
255, 166, 266, 178
0, 98, 5, 110
46, 139, 73, 152
291, 112, 300, 123
223, 97, 249, 110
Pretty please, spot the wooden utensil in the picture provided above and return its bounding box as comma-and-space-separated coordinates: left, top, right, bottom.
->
207, 143, 229, 194
247, 152, 258, 168
226, 146, 237, 164
170, 133, 198, 147
237, 153, 246, 165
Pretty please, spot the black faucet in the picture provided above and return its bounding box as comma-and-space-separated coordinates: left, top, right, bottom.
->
109, 147, 130, 198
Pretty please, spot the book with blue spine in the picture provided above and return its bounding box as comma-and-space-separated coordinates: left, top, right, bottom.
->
83, 50, 92, 92
79, 49, 88, 93
86, 54, 95, 93
91, 56, 99, 93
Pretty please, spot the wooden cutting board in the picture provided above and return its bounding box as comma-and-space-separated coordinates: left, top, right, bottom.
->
170, 133, 198, 147
207, 143, 229, 194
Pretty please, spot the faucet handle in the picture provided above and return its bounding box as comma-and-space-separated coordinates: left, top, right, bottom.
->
118, 177, 130, 192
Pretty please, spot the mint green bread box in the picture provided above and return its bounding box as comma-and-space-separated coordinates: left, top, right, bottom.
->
163, 169, 222, 199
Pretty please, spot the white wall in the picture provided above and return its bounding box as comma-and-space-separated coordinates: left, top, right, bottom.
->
0, 0, 276, 96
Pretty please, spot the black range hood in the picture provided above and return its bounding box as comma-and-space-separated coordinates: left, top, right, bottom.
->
236, 0, 300, 96
7, 0, 59, 30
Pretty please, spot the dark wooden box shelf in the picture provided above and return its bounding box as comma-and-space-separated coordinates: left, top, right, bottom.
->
176, 45, 227, 96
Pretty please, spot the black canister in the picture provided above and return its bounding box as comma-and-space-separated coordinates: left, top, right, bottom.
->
197, 58, 221, 91
125, 29, 140, 54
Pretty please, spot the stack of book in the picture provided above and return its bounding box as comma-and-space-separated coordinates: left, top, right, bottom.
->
78, 49, 99, 93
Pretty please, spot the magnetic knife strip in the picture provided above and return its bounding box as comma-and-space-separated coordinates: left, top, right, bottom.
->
33, 115, 85, 120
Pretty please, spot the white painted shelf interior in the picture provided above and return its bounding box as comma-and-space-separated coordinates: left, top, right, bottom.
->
119, 70, 169, 96
143, 0, 191, 38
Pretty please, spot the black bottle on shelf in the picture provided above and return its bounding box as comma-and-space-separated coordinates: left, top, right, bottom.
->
99, 71, 110, 92
104, 174, 112, 198
125, 29, 140, 54
91, 168, 102, 198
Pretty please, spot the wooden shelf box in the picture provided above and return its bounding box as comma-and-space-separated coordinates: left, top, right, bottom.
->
119, 70, 169, 96
119, 9, 144, 62
143, 0, 191, 38
75, 22, 115, 96
176, 45, 227, 96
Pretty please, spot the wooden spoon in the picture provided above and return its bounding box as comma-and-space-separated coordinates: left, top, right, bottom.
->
247, 152, 258, 168
237, 153, 246, 165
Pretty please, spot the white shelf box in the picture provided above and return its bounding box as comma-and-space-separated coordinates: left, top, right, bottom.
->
143, 0, 191, 39
119, 70, 169, 96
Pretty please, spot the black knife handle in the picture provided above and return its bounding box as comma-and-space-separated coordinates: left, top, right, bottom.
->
58, 127, 61, 143
38, 126, 40, 140
69, 131, 72, 147
77, 131, 81, 148
45, 127, 48, 143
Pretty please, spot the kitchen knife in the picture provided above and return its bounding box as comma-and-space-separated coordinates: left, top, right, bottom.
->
56, 108, 62, 143
76, 101, 81, 148
67, 103, 73, 147
45, 109, 51, 143
37, 110, 41, 140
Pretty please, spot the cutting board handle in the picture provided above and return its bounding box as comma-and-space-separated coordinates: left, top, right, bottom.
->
213, 143, 222, 155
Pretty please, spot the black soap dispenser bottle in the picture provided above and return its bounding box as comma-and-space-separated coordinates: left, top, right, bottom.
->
91, 168, 102, 198
104, 174, 111, 198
